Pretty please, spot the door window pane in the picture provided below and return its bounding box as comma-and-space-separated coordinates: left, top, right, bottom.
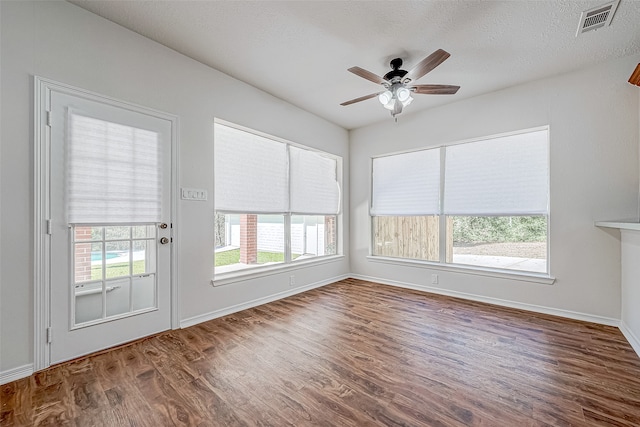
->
75, 282, 103, 324
72, 224, 158, 326
105, 241, 130, 279
132, 275, 156, 311
106, 278, 130, 317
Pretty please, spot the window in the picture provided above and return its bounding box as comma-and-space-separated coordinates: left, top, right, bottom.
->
214, 122, 341, 276
67, 112, 163, 326
371, 128, 549, 274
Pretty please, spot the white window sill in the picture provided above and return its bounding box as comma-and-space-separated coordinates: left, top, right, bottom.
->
366, 255, 555, 285
212, 255, 345, 287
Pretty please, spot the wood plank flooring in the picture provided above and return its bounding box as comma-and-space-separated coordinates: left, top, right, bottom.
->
2, 278, 640, 426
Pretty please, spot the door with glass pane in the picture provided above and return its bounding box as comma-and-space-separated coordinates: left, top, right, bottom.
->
48, 90, 173, 365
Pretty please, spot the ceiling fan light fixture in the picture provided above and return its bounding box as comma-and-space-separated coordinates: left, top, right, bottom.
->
340, 49, 458, 119
396, 86, 411, 103
378, 90, 393, 105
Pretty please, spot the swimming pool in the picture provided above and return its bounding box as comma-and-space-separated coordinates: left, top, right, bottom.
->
91, 252, 122, 262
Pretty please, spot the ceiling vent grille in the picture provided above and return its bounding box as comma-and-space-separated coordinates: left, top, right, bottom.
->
576, 0, 620, 36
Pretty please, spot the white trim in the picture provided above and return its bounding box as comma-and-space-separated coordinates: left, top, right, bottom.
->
213, 254, 345, 287
33, 77, 51, 371
349, 274, 619, 327
365, 255, 555, 285
620, 321, 640, 358
170, 112, 180, 330
595, 220, 640, 231
33, 76, 180, 371
183, 274, 348, 328
0, 364, 34, 386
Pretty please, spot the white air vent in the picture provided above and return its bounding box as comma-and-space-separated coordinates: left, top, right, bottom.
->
576, 0, 619, 36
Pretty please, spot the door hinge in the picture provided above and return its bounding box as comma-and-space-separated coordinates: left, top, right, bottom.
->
46, 110, 52, 127
46, 219, 52, 235
46, 327, 53, 344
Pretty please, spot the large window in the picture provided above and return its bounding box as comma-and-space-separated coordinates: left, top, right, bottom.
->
371, 128, 549, 274
214, 122, 340, 276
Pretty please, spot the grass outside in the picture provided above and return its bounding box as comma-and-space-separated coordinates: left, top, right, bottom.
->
92, 260, 146, 280
215, 249, 300, 267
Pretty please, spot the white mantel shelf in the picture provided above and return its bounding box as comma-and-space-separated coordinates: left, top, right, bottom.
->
595, 221, 640, 231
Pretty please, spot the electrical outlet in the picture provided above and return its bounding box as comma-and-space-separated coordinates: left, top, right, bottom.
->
289, 275, 295, 287
431, 274, 438, 285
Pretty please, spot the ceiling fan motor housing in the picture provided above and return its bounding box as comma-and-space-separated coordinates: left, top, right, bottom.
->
384, 58, 408, 82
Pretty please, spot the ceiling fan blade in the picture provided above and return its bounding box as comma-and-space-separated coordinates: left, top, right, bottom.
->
411, 84, 460, 95
404, 49, 451, 82
340, 92, 382, 106
347, 66, 387, 85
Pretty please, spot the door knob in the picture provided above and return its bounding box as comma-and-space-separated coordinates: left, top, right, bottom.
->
159, 223, 168, 229
160, 237, 170, 244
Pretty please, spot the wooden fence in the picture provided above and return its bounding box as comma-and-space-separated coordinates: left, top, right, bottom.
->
372, 216, 453, 262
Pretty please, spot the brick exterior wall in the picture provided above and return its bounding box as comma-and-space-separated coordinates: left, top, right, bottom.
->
74, 226, 93, 282
240, 214, 258, 264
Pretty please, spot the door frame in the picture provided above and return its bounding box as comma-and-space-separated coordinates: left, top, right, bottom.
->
33, 76, 180, 371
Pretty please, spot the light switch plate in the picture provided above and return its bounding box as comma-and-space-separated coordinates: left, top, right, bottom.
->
181, 188, 207, 201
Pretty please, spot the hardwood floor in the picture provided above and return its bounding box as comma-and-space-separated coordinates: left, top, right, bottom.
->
2, 278, 640, 426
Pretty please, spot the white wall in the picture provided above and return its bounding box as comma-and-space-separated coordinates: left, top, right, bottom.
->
620, 90, 640, 353
0, 1, 349, 374
621, 231, 640, 353
350, 54, 640, 322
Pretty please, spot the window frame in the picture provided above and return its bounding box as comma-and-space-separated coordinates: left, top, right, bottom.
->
369, 126, 553, 283
213, 120, 343, 285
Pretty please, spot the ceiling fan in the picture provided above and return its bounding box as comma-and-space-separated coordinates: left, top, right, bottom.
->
340, 49, 460, 118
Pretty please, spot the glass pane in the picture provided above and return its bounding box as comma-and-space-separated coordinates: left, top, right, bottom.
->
133, 225, 156, 239
372, 216, 440, 262
74, 241, 93, 283
256, 214, 284, 265
291, 215, 337, 261
75, 282, 103, 324
214, 213, 285, 274
105, 241, 130, 279
105, 226, 130, 241
74, 226, 102, 241
448, 216, 547, 273
132, 275, 156, 311
90, 242, 103, 281
133, 240, 155, 275
106, 278, 131, 317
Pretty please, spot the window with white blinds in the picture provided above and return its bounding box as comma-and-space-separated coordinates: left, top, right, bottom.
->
289, 146, 340, 215
370, 127, 550, 275
371, 149, 440, 216
214, 123, 341, 215
214, 124, 289, 213
213, 122, 342, 277
67, 112, 162, 224
444, 130, 549, 215
371, 129, 548, 217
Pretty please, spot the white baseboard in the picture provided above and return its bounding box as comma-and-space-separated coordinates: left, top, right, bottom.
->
180, 274, 349, 328
0, 364, 33, 385
349, 274, 621, 327
620, 321, 640, 358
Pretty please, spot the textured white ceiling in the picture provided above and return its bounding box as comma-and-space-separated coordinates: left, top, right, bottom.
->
68, 0, 640, 130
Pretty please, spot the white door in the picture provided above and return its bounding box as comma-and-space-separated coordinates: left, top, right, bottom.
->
48, 90, 173, 365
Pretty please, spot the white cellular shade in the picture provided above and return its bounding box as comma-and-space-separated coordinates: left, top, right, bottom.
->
371, 148, 441, 215
290, 146, 340, 215
214, 124, 289, 213
67, 113, 162, 224
444, 130, 549, 215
